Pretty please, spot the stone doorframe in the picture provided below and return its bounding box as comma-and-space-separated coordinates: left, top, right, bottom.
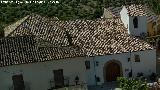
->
103, 60, 123, 82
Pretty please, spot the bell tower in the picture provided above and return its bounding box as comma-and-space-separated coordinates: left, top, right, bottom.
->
120, 5, 147, 37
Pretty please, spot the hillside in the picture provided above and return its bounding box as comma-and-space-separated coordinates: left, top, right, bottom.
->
0, 0, 160, 37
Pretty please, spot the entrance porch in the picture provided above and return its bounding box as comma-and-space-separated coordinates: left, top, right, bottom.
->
103, 60, 123, 82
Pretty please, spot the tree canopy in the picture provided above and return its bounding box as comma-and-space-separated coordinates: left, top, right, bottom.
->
0, 0, 160, 36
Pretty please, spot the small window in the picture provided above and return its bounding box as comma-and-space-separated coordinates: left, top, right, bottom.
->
133, 17, 138, 28
96, 61, 99, 66
53, 69, 64, 88
12, 74, 25, 90
128, 58, 131, 62
153, 22, 156, 28
135, 55, 140, 62
96, 77, 100, 82
85, 61, 90, 69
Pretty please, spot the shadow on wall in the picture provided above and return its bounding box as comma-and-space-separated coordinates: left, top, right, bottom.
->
9, 82, 31, 90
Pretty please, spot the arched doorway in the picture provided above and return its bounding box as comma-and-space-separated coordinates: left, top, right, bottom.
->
104, 60, 122, 82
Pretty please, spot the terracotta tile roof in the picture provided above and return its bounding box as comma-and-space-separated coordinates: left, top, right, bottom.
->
1, 14, 153, 67
8, 14, 69, 47
8, 14, 153, 54
0, 36, 84, 67
104, 4, 158, 22
125, 4, 146, 16
61, 19, 153, 56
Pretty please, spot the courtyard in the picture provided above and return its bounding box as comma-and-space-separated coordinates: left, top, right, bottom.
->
88, 82, 121, 90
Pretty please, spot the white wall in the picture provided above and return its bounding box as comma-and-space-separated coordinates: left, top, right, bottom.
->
120, 6, 147, 36
0, 49, 156, 88
4, 16, 29, 37
85, 57, 96, 86
129, 16, 147, 36
102, 8, 113, 18
86, 49, 156, 85
131, 49, 156, 77
0, 57, 86, 90
120, 6, 129, 33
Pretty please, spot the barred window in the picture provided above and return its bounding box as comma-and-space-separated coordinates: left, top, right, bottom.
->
135, 55, 140, 62
133, 17, 138, 28
85, 61, 90, 69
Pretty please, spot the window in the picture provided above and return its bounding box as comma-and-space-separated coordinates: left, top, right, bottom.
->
96, 77, 100, 82
53, 69, 64, 88
135, 55, 140, 62
128, 58, 131, 62
12, 74, 25, 90
96, 61, 99, 66
85, 61, 90, 69
133, 17, 138, 28
152, 22, 156, 28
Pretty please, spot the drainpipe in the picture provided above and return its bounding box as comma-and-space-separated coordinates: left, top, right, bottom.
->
93, 56, 97, 85
129, 50, 133, 78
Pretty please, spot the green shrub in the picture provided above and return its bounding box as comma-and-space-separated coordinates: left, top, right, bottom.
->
117, 77, 148, 90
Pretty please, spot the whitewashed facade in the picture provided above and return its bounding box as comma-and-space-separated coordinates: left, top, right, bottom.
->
0, 57, 87, 90
120, 6, 148, 36
86, 49, 156, 86
0, 49, 156, 89
0, 14, 157, 90
102, 8, 114, 19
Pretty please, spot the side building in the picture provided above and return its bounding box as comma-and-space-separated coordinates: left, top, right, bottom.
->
0, 36, 87, 90
102, 4, 159, 37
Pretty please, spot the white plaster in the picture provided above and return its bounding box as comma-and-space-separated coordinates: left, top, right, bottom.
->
0, 57, 86, 90
120, 6, 147, 36
86, 49, 156, 85
120, 6, 129, 32
102, 8, 114, 18
0, 49, 156, 88
129, 16, 147, 36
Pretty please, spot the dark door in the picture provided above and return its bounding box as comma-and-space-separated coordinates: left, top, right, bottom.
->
106, 62, 120, 82
53, 69, 64, 88
12, 74, 25, 90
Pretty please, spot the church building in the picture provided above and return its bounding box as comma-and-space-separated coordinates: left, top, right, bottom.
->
0, 7, 157, 90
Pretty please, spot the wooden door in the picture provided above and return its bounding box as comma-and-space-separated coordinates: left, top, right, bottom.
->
12, 74, 25, 90
106, 62, 120, 82
53, 69, 64, 88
